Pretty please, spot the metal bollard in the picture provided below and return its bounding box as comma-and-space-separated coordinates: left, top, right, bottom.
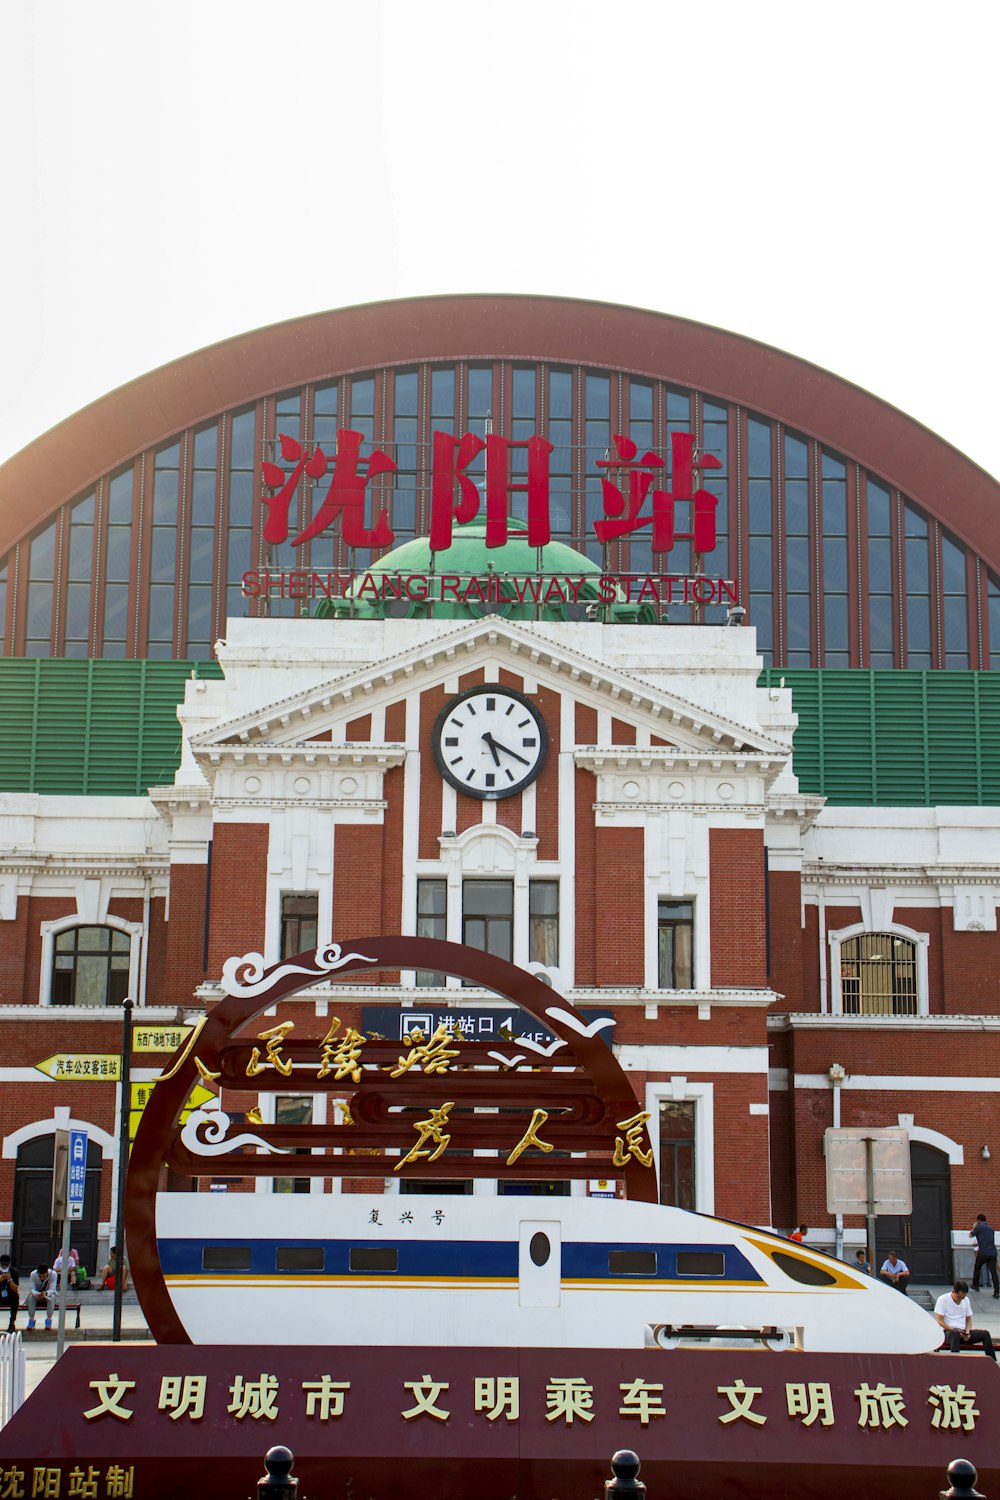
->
940, 1459, 985, 1500
605, 1449, 645, 1500
257, 1446, 298, 1500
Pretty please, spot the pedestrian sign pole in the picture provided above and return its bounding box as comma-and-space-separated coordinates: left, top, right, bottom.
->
51, 1127, 87, 1360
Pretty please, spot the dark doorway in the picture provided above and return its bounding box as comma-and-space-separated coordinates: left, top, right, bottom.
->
11, 1134, 102, 1277
876, 1142, 952, 1282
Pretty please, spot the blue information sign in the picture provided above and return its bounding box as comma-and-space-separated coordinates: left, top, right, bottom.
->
67, 1129, 88, 1221
360, 1004, 615, 1050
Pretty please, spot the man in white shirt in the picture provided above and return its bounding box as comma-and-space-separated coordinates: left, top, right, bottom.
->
26, 1264, 58, 1330
878, 1251, 910, 1294
935, 1280, 997, 1360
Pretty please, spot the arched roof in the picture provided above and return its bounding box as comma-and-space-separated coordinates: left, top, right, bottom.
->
2, 293, 999, 572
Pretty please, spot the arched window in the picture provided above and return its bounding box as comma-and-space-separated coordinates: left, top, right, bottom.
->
51, 926, 131, 1007
838, 932, 918, 1016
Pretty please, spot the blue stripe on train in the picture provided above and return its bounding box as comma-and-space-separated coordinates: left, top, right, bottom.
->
157, 1237, 763, 1282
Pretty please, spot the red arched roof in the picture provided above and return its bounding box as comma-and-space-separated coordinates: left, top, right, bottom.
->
2, 293, 999, 571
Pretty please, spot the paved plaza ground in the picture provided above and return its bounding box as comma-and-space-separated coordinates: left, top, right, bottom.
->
8, 1283, 1000, 1402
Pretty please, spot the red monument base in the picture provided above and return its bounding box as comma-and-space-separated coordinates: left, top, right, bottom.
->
1, 1345, 997, 1500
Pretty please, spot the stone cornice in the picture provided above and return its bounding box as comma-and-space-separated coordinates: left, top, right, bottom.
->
768, 1012, 1000, 1031
575, 747, 785, 772
0, 854, 167, 879
194, 981, 781, 1009
193, 743, 407, 771
803, 864, 1000, 887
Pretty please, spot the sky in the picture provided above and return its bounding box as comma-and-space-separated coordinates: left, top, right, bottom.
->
2, 1, 999, 480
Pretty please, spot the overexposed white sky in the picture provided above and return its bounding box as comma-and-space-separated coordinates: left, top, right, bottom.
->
2, 1, 999, 479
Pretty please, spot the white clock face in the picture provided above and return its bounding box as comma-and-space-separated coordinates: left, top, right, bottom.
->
433, 687, 548, 800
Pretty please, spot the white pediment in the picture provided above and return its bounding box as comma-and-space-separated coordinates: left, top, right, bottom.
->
188, 617, 788, 763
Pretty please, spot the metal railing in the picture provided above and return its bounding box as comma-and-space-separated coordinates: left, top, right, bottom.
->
0, 1332, 25, 1428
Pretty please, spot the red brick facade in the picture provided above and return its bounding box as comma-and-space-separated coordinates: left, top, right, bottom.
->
1, 645, 998, 1283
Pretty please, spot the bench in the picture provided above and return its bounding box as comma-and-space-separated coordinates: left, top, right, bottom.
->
18, 1299, 82, 1329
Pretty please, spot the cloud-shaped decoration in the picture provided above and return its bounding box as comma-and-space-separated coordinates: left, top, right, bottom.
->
221, 943, 377, 998
543, 1007, 616, 1039
180, 1107, 294, 1157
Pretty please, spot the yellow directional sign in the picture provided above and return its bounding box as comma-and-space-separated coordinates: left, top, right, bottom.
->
128, 1080, 216, 1144
132, 1026, 192, 1053
35, 1054, 120, 1081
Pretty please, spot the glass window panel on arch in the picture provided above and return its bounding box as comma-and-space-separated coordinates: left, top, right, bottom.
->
65, 493, 96, 657
941, 532, 969, 668
546, 368, 573, 544
904, 504, 931, 667
989, 573, 1000, 669
187, 426, 218, 657
585, 373, 612, 565
268, 397, 302, 610
821, 453, 848, 665
148, 445, 180, 654
747, 418, 773, 663
391, 371, 419, 541
226, 410, 257, 622
783, 432, 810, 666
26, 521, 57, 657
866, 479, 894, 667
699, 399, 729, 621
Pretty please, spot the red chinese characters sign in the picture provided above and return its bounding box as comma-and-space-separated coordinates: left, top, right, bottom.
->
261, 429, 720, 558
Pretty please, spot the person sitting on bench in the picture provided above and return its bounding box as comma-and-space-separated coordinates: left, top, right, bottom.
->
0, 1257, 20, 1331
935, 1280, 997, 1360
26, 1264, 58, 1330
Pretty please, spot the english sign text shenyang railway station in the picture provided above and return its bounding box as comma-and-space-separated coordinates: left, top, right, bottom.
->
242, 427, 737, 603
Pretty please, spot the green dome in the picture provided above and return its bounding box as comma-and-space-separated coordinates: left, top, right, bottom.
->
316, 522, 647, 622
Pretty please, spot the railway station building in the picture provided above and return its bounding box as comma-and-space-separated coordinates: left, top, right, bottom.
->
0, 295, 997, 1282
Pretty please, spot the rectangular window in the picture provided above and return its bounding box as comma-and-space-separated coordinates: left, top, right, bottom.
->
528, 881, 559, 968
281, 894, 318, 959
659, 1100, 696, 1211
416, 878, 447, 987
273, 1095, 313, 1195
276, 1245, 325, 1271
609, 1250, 657, 1276
657, 901, 693, 988
462, 880, 514, 965
202, 1246, 251, 1271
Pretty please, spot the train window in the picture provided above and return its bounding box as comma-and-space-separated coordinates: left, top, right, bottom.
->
771, 1251, 839, 1287
276, 1246, 325, 1272
529, 1232, 550, 1266
202, 1245, 251, 1271
609, 1250, 657, 1276
676, 1251, 726, 1278
349, 1247, 398, 1273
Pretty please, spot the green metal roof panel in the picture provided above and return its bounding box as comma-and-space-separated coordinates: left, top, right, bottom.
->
0, 660, 222, 796
761, 668, 1000, 805
0, 659, 995, 805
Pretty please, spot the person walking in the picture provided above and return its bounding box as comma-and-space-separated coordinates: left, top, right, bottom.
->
969, 1214, 999, 1297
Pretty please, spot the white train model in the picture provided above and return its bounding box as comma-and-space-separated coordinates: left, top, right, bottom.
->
155, 1192, 940, 1353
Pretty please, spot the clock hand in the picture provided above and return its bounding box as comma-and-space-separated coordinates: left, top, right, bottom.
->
482, 732, 502, 766
490, 738, 531, 767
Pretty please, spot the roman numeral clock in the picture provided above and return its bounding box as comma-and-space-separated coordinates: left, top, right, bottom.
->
432, 686, 549, 799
